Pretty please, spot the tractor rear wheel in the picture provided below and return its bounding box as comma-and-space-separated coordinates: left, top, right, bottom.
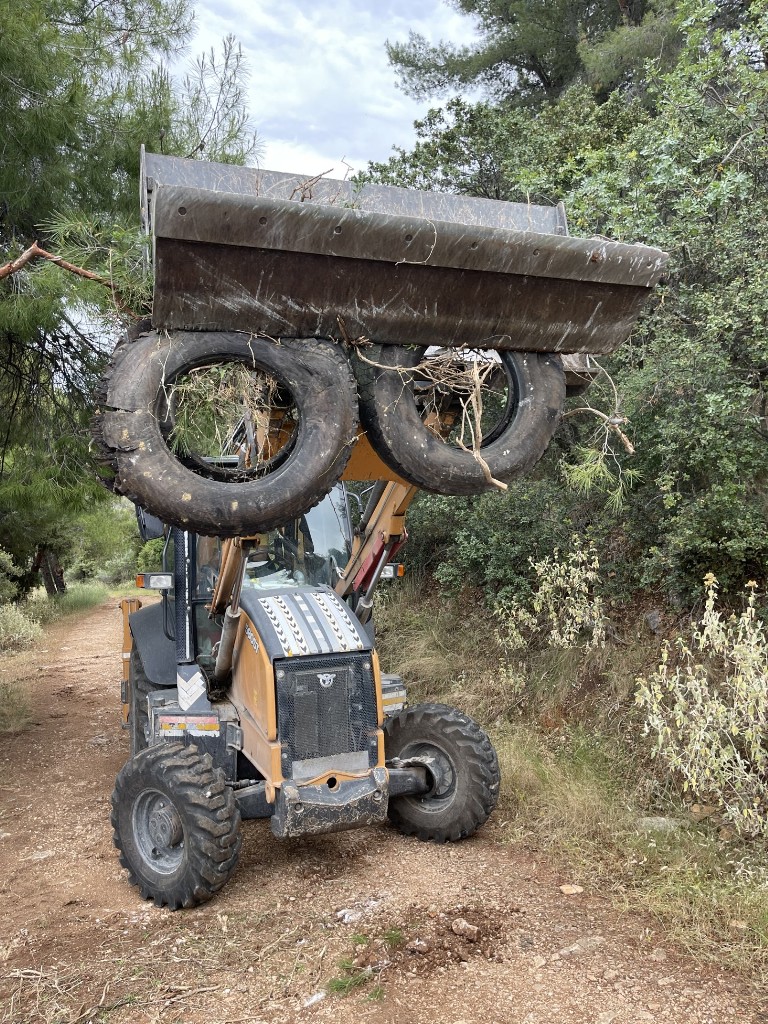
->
128, 648, 154, 757
111, 743, 241, 909
384, 703, 500, 843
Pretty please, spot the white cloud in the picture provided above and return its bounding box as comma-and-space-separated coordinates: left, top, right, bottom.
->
184, 0, 479, 176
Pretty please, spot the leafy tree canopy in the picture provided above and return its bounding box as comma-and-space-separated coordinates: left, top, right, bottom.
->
0, 0, 260, 575
386, 0, 653, 104
371, 0, 768, 601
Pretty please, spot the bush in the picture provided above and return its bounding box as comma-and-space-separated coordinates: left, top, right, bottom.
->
23, 581, 109, 624
0, 603, 43, 650
636, 575, 768, 837
0, 548, 21, 604
97, 550, 138, 586
405, 477, 579, 603
62, 499, 141, 582
494, 537, 606, 654
136, 537, 165, 573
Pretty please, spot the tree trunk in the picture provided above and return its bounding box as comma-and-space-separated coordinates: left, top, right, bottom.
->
34, 546, 67, 596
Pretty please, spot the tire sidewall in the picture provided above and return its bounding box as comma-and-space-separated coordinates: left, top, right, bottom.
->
359, 345, 565, 494
101, 333, 358, 535
114, 748, 194, 893
384, 703, 500, 841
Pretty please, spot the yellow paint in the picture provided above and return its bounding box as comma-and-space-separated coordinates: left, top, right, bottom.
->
371, 649, 384, 727
342, 433, 410, 484
119, 597, 142, 723
228, 612, 284, 788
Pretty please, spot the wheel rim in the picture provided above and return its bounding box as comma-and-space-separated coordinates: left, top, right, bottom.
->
398, 742, 457, 809
132, 789, 185, 875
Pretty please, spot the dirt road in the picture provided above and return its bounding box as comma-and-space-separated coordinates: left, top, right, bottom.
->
0, 602, 764, 1024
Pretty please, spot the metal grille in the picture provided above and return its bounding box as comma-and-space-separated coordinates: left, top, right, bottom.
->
276, 653, 378, 782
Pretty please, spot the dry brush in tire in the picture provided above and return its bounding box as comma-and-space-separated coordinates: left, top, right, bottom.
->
384, 703, 500, 843
111, 743, 241, 909
356, 345, 565, 495
93, 330, 359, 535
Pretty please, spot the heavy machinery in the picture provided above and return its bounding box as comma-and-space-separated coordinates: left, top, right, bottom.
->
104, 152, 666, 908
115, 466, 501, 909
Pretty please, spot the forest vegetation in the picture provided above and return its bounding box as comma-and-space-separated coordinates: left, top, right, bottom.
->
0, 0, 766, 968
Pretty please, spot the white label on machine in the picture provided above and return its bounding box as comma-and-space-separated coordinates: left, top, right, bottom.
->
177, 668, 207, 710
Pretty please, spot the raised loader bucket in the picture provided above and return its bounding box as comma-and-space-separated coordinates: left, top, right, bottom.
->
141, 150, 668, 355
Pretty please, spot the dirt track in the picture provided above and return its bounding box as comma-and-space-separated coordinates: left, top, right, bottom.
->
0, 602, 765, 1024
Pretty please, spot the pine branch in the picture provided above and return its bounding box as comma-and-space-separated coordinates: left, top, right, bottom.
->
0, 241, 137, 315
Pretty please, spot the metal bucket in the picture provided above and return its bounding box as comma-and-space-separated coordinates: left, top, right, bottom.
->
142, 150, 667, 355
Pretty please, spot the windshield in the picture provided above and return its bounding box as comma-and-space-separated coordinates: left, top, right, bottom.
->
242, 485, 352, 590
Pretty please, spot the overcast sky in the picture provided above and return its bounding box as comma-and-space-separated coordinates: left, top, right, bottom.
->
189, 0, 478, 176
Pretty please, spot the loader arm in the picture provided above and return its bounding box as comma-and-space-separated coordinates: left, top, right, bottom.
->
336, 435, 418, 623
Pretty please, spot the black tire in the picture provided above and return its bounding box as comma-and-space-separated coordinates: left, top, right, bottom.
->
111, 743, 241, 909
128, 647, 155, 757
356, 345, 565, 494
384, 703, 500, 843
93, 331, 359, 536
91, 317, 154, 483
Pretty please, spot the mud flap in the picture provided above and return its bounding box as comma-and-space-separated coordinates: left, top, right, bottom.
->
270, 767, 389, 839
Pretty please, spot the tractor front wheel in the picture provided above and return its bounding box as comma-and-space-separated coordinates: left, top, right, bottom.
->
111, 743, 241, 909
384, 703, 500, 843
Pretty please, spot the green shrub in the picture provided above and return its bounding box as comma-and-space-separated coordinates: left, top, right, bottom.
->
636, 575, 768, 837
0, 548, 21, 604
23, 581, 109, 625
97, 550, 138, 585
62, 500, 141, 582
494, 537, 606, 654
405, 477, 579, 603
0, 603, 43, 650
136, 537, 165, 573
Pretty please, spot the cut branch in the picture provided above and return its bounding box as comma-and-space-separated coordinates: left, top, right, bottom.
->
562, 406, 636, 455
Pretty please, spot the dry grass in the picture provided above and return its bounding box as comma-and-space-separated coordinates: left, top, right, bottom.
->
0, 678, 31, 734
376, 582, 768, 978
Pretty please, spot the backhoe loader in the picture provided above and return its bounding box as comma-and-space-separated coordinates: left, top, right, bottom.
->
115, 440, 501, 909
105, 151, 666, 907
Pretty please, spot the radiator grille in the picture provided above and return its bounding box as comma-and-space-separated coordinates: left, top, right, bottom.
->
276, 653, 378, 782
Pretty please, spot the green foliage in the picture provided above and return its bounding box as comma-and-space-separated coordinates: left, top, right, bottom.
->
386, 1, 641, 104
326, 959, 372, 995
404, 478, 578, 602
0, 2, 261, 569
578, 1, 682, 98
137, 539, 166, 574
494, 538, 606, 654
372, 0, 768, 602
24, 582, 109, 625
0, 604, 43, 651
637, 575, 768, 836
0, 549, 22, 605
63, 501, 140, 583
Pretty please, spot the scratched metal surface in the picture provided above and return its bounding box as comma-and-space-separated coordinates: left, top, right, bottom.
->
142, 151, 668, 354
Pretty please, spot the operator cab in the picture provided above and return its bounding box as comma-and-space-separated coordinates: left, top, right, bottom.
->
241, 489, 352, 591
